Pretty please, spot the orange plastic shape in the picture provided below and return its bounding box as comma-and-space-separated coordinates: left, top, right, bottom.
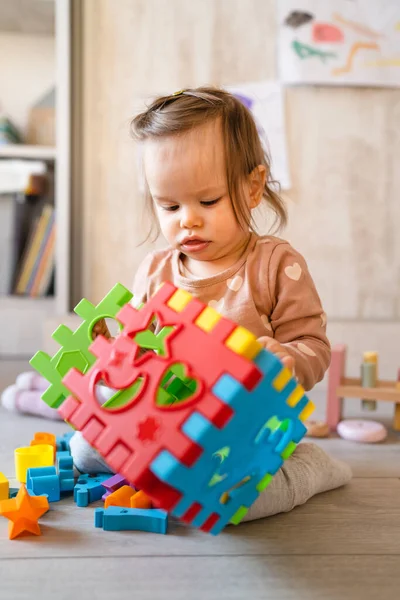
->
104, 485, 136, 509
0, 484, 49, 539
130, 490, 153, 509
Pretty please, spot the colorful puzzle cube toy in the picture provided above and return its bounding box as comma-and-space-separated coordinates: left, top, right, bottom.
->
31, 282, 314, 535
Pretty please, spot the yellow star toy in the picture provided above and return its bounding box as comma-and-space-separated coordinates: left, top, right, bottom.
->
0, 484, 49, 539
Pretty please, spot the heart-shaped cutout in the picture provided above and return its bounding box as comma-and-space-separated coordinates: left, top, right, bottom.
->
100, 361, 201, 411
99, 377, 146, 410
156, 362, 201, 408
284, 262, 302, 281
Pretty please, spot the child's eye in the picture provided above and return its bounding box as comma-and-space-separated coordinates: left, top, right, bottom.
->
163, 205, 179, 212
201, 197, 221, 207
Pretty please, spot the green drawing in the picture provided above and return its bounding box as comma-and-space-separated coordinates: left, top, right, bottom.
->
292, 40, 337, 63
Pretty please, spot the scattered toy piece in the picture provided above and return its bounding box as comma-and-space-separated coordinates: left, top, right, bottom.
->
0, 473, 9, 501
130, 490, 153, 509
57, 453, 74, 493
74, 473, 110, 507
26, 466, 60, 502
101, 473, 134, 500
56, 432, 74, 453
0, 484, 49, 539
305, 420, 330, 438
104, 485, 136, 509
94, 506, 168, 534
337, 419, 387, 443
31, 432, 57, 460
14, 444, 54, 483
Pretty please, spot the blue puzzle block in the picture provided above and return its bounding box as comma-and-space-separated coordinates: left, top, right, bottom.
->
94, 507, 168, 534
150, 349, 312, 535
27, 489, 49, 500
9, 488, 19, 498
57, 453, 75, 493
56, 450, 71, 460
56, 432, 74, 452
74, 473, 110, 507
26, 466, 60, 502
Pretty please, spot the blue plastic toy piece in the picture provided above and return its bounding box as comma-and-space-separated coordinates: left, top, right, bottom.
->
94, 507, 168, 534
9, 488, 19, 498
56, 450, 71, 459
150, 349, 313, 535
56, 432, 74, 452
57, 453, 74, 493
26, 489, 49, 500
74, 473, 110, 507
26, 466, 60, 502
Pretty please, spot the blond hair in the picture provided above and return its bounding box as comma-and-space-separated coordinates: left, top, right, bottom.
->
131, 86, 287, 242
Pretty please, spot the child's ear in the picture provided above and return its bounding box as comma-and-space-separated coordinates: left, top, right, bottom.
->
248, 165, 267, 208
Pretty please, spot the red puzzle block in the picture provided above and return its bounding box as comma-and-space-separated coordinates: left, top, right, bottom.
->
59, 282, 262, 509
117, 282, 261, 394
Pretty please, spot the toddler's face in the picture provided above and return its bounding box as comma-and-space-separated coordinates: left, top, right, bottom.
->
143, 119, 252, 265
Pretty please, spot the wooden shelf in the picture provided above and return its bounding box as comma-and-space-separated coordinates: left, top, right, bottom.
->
0, 0, 71, 357
0, 145, 56, 160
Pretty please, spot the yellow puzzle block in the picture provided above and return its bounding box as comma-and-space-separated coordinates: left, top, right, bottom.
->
272, 367, 292, 392
195, 306, 221, 332
299, 400, 315, 422
14, 444, 54, 483
167, 289, 192, 313
225, 326, 262, 360
0, 473, 9, 500
286, 385, 304, 408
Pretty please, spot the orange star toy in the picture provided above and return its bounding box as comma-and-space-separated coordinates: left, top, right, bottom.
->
0, 484, 49, 539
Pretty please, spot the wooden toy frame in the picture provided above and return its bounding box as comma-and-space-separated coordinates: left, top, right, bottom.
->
327, 345, 400, 432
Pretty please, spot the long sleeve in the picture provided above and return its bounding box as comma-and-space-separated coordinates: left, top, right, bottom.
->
131, 251, 159, 307
267, 242, 331, 391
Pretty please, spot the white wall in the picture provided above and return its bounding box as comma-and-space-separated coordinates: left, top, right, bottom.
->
0, 32, 55, 136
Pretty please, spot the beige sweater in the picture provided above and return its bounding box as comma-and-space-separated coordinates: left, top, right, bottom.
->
132, 233, 331, 391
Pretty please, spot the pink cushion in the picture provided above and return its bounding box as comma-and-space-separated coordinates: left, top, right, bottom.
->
337, 419, 387, 443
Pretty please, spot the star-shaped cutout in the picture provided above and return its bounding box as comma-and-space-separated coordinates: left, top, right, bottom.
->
137, 417, 161, 442
0, 484, 49, 539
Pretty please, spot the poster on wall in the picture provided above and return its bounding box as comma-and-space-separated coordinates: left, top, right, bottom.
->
277, 0, 400, 87
226, 81, 291, 190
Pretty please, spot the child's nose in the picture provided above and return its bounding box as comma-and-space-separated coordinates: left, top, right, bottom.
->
180, 207, 202, 229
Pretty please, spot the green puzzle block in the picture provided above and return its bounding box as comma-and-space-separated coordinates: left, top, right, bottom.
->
30, 283, 134, 409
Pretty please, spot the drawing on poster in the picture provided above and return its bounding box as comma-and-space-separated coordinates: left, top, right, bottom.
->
226, 81, 291, 190
278, 1, 400, 86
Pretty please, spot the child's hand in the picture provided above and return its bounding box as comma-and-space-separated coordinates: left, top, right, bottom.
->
257, 336, 295, 373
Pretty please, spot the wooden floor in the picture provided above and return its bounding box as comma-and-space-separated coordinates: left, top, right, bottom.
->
1, 359, 399, 600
